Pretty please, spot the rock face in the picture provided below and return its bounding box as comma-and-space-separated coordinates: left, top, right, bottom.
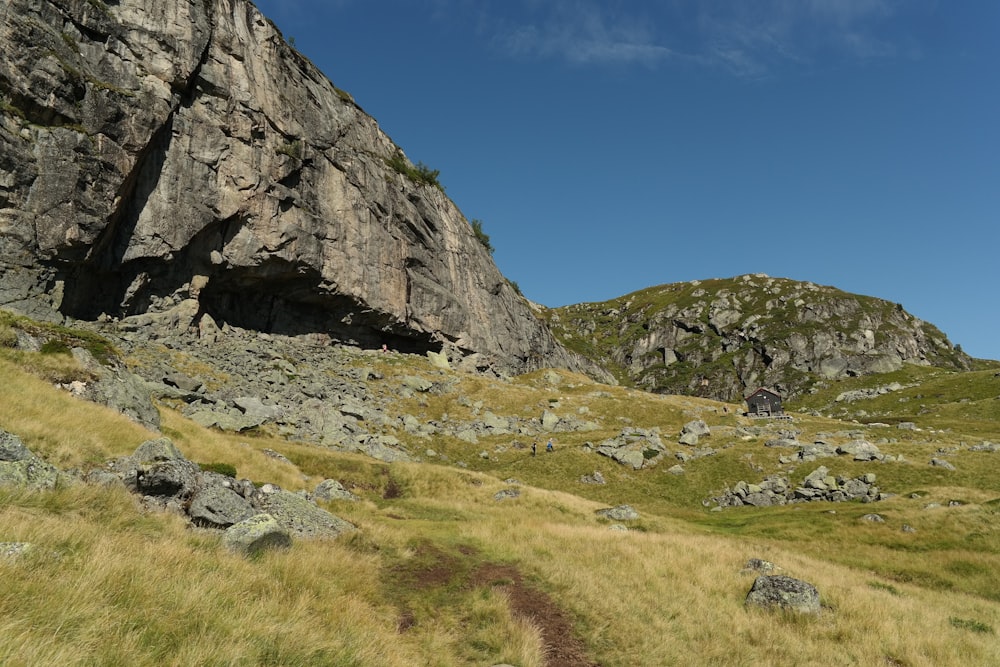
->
546, 274, 971, 401
0, 0, 606, 379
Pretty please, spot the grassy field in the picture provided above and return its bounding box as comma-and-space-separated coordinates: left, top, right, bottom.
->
2, 335, 999, 666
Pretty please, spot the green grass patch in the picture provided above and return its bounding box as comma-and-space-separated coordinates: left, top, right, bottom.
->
949, 617, 995, 634
385, 152, 442, 189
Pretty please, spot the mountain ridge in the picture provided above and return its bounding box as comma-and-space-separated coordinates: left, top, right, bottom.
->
544, 273, 973, 402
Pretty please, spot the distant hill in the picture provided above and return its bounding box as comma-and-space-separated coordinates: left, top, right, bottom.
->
543, 274, 973, 402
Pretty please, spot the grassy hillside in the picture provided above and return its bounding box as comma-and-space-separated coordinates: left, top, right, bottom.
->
2, 326, 1000, 665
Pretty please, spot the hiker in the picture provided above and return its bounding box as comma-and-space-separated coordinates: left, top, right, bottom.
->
546, 439, 554, 453
531, 442, 537, 456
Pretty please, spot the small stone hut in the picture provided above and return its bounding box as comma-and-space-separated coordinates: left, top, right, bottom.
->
745, 388, 783, 417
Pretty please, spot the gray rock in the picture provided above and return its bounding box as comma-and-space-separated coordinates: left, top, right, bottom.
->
0, 542, 35, 560
743, 558, 776, 573
313, 479, 358, 502
596, 504, 640, 521
837, 439, 882, 461
595, 428, 666, 470
262, 449, 294, 466
744, 492, 775, 507
803, 466, 831, 490
69, 349, 160, 431
930, 458, 956, 471
0, 430, 33, 462
861, 513, 885, 523
233, 396, 283, 423
765, 438, 800, 448
222, 514, 293, 556
136, 459, 199, 498
0, 457, 62, 490
745, 575, 821, 614
678, 431, 700, 446
541, 410, 561, 432
252, 490, 356, 539
189, 482, 256, 529
401, 376, 433, 393
133, 438, 185, 463
188, 408, 263, 432
493, 488, 520, 501
163, 373, 203, 393
84, 470, 125, 488
681, 420, 711, 438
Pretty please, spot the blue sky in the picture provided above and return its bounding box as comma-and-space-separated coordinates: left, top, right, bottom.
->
254, 0, 999, 360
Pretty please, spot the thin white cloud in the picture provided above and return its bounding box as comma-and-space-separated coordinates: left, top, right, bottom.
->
491, 2, 680, 67
694, 0, 912, 75
479, 0, 918, 76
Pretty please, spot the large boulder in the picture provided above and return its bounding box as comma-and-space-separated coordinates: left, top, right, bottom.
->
69, 349, 160, 431
222, 514, 292, 556
252, 489, 356, 539
745, 575, 821, 614
313, 479, 358, 503
189, 481, 256, 529
595, 429, 666, 470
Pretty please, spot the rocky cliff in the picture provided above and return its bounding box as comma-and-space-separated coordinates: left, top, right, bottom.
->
0, 0, 603, 378
545, 274, 972, 401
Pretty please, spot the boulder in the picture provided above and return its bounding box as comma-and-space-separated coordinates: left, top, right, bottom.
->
0, 457, 62, 490
69, 349, 160, 431
836, 439, 882, 461
189, 482, 256, 529
595, 428, 666, 470
493, 488, 520, 501
252, 489, 356, 540
136, 459, 199, 498
0, 431, 63, 489
745, 575, 821, 614
0, 430, 33, 462
596, 505, 640, 521
682, 420, 711, 437
133, 438, 186, 463
678, 431, 700, 446
743, 558, 776, 573
222, 514, 292, 556
313, 479, 359, 502
930, 458, 956, 471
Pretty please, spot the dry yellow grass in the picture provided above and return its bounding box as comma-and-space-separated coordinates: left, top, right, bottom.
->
0, 358, 153, 466
2, 345, 1000, 665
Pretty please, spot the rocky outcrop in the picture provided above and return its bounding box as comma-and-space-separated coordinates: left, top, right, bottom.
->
709, 466, 885, 508
546, 274, 971, 401
107, 437, 356, 538
0, 0, 606, 379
